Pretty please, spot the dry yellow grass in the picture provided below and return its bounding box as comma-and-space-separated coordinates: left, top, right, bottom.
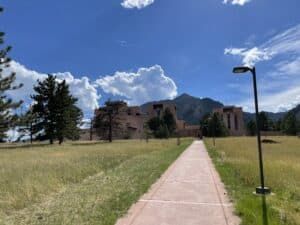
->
0, 138, 193, 225
205, 136, 300, 225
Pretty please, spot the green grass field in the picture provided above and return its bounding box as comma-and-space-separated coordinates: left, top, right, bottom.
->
0, 138, 192, 225
205, 136, 300, 225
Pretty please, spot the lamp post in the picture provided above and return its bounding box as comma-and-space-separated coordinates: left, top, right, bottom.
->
232, 66, 271, 195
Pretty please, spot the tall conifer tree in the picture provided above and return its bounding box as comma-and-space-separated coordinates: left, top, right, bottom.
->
31, 75, 82, 144
31, 75, 57, 144
0, 6, 23, 141
55, 80, 82, 144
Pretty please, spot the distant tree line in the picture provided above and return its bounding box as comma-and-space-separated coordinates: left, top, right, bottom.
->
246, 111, 300, 136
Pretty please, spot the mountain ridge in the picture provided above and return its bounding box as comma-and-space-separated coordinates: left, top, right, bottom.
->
141, 93, 292, 125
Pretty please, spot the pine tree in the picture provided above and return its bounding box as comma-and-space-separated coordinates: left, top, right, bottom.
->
200, 113, 211, 136
146, 108, 176, 139
147, 117, 162, 132
162, 108, 176, 135
207, 113, 228, 137
31, 75, 83, 144
0, 6, 23, 142
31, 75, 57, 144
258, 112, 269, 131
55, 80, 82, 144
18, 107, 37, 143
94, 100, 124, 142
246, 120, 256, 136
282, 111, 298, 135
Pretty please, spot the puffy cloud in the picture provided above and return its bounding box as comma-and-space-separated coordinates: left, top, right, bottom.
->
121, 0, 154, 9
5, 62, 178, 115
95, 65, 177, 105
6, 61, 47, 103
223, 0, 252, 6
5, 61, 100, 117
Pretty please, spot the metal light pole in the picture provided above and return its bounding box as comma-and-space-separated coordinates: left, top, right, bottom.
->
233, 66, 271, 195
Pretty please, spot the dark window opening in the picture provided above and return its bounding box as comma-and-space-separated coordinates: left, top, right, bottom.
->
227, 114, 231, 129
234, 114, 239, 130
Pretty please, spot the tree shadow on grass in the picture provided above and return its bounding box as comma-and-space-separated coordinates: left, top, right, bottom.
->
71, 141, 106, 146
0, 143, 50, 150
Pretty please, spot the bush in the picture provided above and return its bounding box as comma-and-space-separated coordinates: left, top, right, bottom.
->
154, 124, 170, 139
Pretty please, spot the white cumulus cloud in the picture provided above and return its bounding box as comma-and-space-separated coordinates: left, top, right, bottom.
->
121, 0, 155, 9
95, 65, 177, 105
54, 72, 100, 116
5, 61, 100, 117
223, 0, 252, 6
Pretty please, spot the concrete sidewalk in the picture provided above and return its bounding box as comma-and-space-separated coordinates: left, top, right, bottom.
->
116, 140, 240, 225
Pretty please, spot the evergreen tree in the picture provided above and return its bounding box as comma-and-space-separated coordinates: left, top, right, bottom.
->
31, 75, 82, 144
199, 112, 228, 137
246, 120, 256, 136
147, 108, 175, 139
147, 117, 162, 132
200, 113, 210, 136
31, 75, 57, 144
94, 100, 124, 142
207, 112, 228, 137
18, 107, 37, 143
259, 112, 269, 131
275, 119, 282, 132
282, 111, 298, 135
155, 124, 170, 139
55, 80, 83, 144
0, 6, 23, 141
162, 107, 176, 135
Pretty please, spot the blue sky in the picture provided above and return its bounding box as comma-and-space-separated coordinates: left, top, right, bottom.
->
2, 0, 300, 117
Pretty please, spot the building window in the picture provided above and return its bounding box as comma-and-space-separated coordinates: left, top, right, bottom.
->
234, 114, 239, 130
227, 114, 231, 129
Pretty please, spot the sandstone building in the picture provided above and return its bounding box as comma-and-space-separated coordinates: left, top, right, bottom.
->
147, 103, 200, 137
93, 102, 148, 139
89, 102, 200, 140
213, 106, 245, 136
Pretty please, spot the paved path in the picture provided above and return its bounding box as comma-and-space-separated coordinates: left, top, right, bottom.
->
116, 140, 240, 225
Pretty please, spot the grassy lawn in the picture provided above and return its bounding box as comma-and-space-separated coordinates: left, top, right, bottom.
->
0, 138, 193, 225
205, 136, 300, 225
